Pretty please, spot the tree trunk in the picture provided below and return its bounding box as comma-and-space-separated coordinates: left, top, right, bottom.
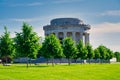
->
82, 59, 84, 64
29, 58, 31, 66
74, 59, 77, 64
89, 59, 90, 64
80, 59, 82, 64
68, 58, 71, 65
59, 58, 62, 64
5, 56, 8, 64
108, 59, 110, 64
100, 59, 102, 64
46, 58, 49, 65
101, 59, 103, 64
95, 59, 97, 64
52, 58, 54, 67
26, 57, 29, 68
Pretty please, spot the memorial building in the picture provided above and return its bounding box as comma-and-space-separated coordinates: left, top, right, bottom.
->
43, 18, 91, 44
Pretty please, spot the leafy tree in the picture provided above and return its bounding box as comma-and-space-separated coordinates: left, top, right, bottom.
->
39, 45, 50, 65
105, 48, 114, 63
54, 51, 64, 64
97, 45, 107, 63
94, 48, 100, 63
63, 37, 77, 65
114, 52, 120, 62
0, 27, 15, 64
41, 34, 63, 66
36, 37, 43, 58
14, 23, 40, 68
77, 40, 88, 63
76, 40, 83, 60
86, 43, 94, 63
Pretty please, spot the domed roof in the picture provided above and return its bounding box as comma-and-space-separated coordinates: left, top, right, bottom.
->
50, 18, 83, 25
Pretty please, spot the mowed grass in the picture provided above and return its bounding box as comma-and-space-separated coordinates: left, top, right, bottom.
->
0, 63, 120, 80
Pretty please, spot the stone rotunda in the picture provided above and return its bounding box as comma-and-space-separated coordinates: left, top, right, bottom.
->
43, 18, 91, 44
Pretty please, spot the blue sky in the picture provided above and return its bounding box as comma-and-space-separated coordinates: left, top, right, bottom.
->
0, 0, 120, 52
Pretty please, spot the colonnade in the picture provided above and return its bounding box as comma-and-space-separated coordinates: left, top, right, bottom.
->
46, 31, 89, 44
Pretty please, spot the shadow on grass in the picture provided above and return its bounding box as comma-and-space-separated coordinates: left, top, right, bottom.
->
0, 68, 12, 69
12, 63, 52, 68
13, 63, 74, 68
0, 64, 13, 69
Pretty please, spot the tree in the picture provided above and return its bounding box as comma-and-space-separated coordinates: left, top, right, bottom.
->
54, 51, 64, 64
0, 27, 15, 64
14, 23, 40, 68
97, 45, 107, 63
105, 48, 114, 63
62, 37, 77, 65
86, 43, 94, 63
114, 52, 120, 62
97, 45, 114, 63
41, 34, 63, 66
36, 37, 43, 58
94, 48, 100, 63
77, 40, 88, 63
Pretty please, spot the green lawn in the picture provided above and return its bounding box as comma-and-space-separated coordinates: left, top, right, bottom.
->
0, 63, 120, 80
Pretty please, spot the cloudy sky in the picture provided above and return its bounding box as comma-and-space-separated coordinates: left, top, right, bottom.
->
0, 0, 120, 52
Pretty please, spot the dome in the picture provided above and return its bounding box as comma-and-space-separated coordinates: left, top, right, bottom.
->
50, 18, 83, 25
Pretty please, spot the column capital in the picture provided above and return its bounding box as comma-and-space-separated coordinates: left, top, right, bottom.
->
85, 32, 89, 35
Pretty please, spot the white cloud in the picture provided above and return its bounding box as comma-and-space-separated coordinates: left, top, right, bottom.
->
34, 27, 44, 37
2, 12, 89, 24
26, 2, 43, 6
100, 10, 120, 16
90, 22, 120, 52
10, 18, 41, 22
10, 2, 43, 7
52, 0, 83, 4
9, 26, 44, 38
9, 14, 71, 23
108, 45, 120, 52
91, 22, 120, 35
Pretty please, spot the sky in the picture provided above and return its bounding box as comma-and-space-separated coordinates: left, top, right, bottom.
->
0, 0, 120, 52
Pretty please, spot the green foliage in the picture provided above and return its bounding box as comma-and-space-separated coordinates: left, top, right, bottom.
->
97, 45, 114, 63
0, 27, 15, 63
14, 23, 40, 59
86, 43, 94, 60
114, 52, 120, 62
105, 48, 114, 60
77, 40, 88, 60
63, 37, 77, 65
94, 48, 100, 59
97, 45, 107, 60
41, 34, 63, 65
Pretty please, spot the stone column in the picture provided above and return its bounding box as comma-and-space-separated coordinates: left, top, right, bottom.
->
73, 32, 76, 41
63, 32, 67, 39
80, 32, 83, 41
55, 32, 58, 38
85, 33, 89, 45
